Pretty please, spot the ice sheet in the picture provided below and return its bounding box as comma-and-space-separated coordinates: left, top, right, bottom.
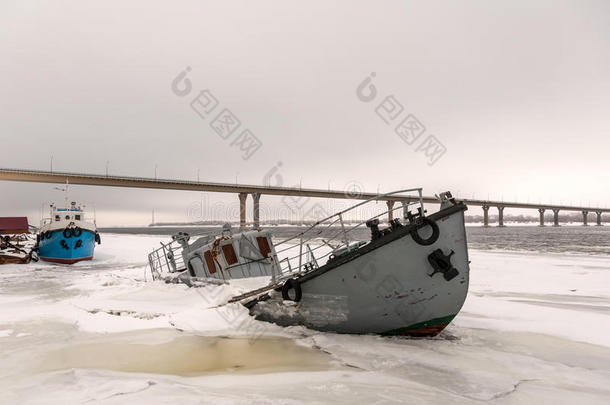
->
0, 234, 608, 404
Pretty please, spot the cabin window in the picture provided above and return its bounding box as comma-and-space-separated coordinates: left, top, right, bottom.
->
256, 236, 272, 258
75, 215, 81, 220
65, 215, 70, 220
203, 250, 216, 274
55, 215, 60, 221
221, 244, 238, 265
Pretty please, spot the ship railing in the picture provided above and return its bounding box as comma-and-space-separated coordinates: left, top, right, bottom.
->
148, 239, 187, 280
273, 188, 425, 278
147, 231, 223, 281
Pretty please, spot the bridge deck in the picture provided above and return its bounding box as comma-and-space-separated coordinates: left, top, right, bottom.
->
0, 168, 608, 213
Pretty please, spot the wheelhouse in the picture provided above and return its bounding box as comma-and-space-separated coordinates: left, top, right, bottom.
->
148, 228, 280, 282
41, 201, 93, 226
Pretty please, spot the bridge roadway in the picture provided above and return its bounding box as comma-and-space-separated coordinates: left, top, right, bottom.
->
0, 168, 607, 228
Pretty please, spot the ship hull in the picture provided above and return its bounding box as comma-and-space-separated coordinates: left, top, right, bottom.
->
38, 229, 96, 265
251, 204, 470, 336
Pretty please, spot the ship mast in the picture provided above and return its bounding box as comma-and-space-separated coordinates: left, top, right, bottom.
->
64, 180, 69, 209
53, 179, 70, 208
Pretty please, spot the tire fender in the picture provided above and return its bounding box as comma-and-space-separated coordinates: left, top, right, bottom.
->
281, 278, 303, 302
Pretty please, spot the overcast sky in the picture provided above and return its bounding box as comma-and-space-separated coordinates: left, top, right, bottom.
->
1, 0, 609, 226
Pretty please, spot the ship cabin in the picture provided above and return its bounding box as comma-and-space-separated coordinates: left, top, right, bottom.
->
41, 202, 92, 227
169, 229, 279, 281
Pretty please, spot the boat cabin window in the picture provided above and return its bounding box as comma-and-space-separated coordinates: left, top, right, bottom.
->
257, 236, 271, 258
55, 215, 60, 221
65, 215, 70, 220
203, 250, 216, 274
222, 244, 238, 265
75, 215, 81, 220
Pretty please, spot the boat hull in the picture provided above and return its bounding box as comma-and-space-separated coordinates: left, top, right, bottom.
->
251, 204, 470, 336
38, 229, 96, 264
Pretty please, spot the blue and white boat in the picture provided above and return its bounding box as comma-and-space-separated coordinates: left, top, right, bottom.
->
38, 195, 100, 264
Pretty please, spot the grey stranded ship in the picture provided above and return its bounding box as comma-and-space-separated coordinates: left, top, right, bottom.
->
148, 189, 470, 336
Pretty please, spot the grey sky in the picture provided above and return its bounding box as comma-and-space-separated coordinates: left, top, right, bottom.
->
1, 0, 609, 225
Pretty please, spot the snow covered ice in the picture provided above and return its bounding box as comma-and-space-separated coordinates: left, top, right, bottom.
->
0, 232, 609, 404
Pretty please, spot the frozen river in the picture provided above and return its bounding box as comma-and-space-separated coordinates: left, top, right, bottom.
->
1, 228, 609, 404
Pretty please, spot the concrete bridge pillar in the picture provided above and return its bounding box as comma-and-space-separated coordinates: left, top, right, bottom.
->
402, 201, 409, 219
596, 211, 603, 226
538, 208, 545, 226
497, 206, 505, 227
582, 210, 589, 226
386, 201, 395, 223
238, 193, 248, 229
482, 205, 489, 227
252, 193, 261, 229
552, 209, 560, 227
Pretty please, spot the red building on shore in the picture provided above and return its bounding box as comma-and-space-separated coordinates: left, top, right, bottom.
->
0, 217, 29, 235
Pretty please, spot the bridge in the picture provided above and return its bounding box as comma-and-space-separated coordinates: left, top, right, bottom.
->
0, 168, 607, 228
